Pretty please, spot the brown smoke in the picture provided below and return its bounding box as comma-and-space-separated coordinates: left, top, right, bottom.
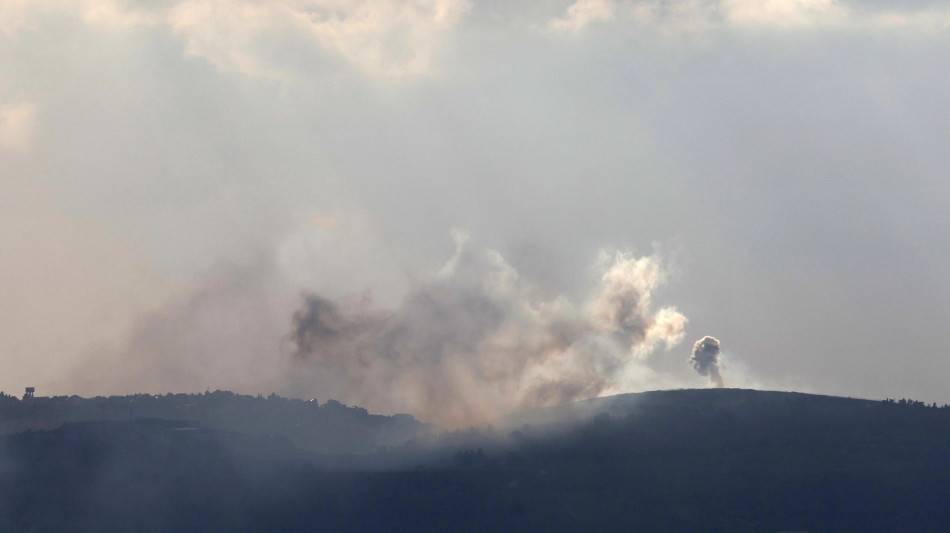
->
689, 335, 724, 388
289, 234, 686, 426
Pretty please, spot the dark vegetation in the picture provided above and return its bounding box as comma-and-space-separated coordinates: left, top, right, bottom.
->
2, 388, 950, 532
0, 390, 427, 454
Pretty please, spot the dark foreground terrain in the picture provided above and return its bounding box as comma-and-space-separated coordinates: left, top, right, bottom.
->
0, 390, 427, 454
2, 389, 950, 532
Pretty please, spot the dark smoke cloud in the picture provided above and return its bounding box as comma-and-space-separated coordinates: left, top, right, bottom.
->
289, 233, 686, 426
689, 336, 723, 388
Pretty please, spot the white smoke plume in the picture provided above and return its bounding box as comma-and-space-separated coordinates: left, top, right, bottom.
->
689, 335, 723, 388
289, 233, 686, 426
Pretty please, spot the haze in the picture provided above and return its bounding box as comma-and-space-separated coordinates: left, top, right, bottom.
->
2, 0, 949, 423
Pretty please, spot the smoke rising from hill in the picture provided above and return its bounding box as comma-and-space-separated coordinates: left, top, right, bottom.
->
689, 336, 723, 388
290, 233, 686, 426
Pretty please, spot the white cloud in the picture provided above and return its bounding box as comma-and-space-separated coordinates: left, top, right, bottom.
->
721, 0, 847, 29
296, 0, 470, 78
2, 0, 470, 80
167, 1, 293, 81
550, 0, 617, 33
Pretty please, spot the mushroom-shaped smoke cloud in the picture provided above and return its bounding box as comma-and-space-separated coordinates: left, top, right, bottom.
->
289, 233, 687, 426
689, 335, 724, 388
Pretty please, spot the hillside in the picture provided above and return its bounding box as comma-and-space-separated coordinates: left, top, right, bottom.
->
0, 390, 429, 454
3, 388, 950, 531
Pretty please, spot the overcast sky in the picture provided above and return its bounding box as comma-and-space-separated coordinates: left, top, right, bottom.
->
2, 0, 950, 413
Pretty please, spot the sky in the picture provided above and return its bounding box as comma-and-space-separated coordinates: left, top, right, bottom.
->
2, 0, 950, 422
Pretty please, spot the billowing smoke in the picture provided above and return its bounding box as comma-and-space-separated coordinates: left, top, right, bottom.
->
289, 233, 686, 426
689, 336, 724, 388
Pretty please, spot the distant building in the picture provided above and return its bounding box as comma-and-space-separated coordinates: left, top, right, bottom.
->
22, 387, 49, 405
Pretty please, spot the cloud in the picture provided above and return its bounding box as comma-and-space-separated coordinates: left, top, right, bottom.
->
721, 0, 846, 28
549, 0, 950, 33
862, 7, 950, 31
289, 233, 686, 426
550, 0, 617, 33
4, 0, 950, 422
0, 0, 157, 37
2, 0, 469, 79
167, 0, 471, 79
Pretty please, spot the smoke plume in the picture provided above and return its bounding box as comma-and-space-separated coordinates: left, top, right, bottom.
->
689, 336, 723, 388
289, 233, 686, 426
